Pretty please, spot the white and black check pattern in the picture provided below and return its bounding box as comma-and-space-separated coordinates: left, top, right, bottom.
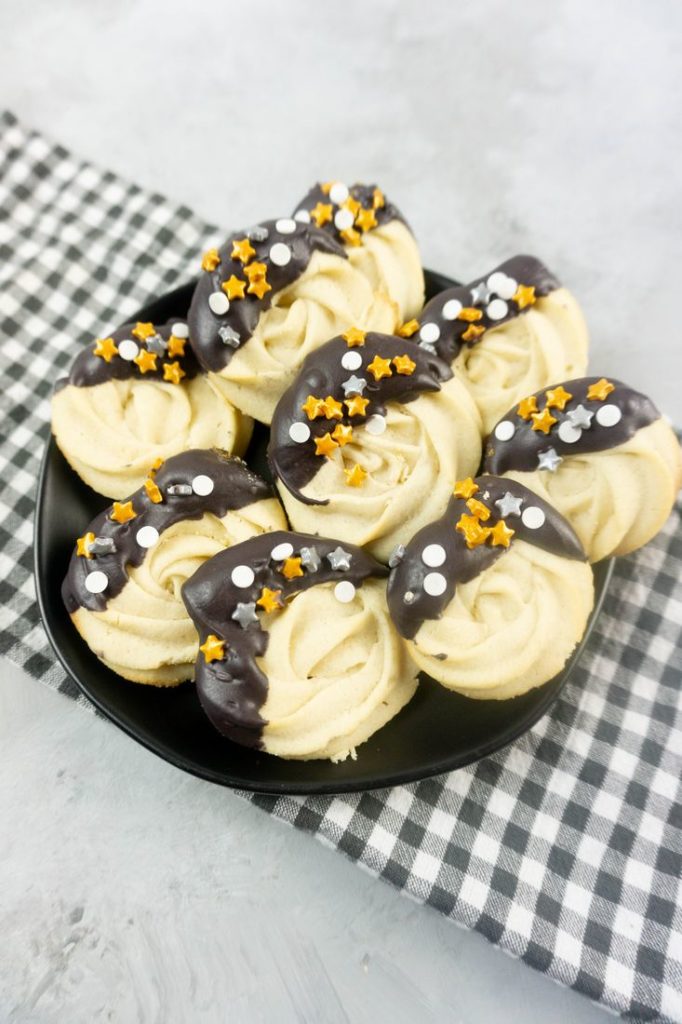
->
1, 111, 680, 1023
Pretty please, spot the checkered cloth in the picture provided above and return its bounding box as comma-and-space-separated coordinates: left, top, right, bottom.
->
1, 110, 681, 1023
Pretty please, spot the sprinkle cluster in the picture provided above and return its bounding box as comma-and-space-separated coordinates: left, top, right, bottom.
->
92, 321, 190, 385
294, 182, 386, 248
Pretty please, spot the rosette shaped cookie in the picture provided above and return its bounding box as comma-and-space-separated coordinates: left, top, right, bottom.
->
413, 256, 588, 434
52, 319, 251, 499
187, 219, 397, 424
62, 450, 286, 686
484, 377, 682, 562
268, 330, 483, 562
182, 532, 418, 760
387, 475, 594, 699
292, 181, 424, 322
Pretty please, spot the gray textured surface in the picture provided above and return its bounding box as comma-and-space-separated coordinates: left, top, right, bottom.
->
1, 0, 679, 1020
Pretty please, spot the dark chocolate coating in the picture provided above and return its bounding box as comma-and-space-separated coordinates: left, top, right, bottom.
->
418, 255, 560, 364
292, 181, 407, 238
268, 333, 453, 504
55, 321, 199, 390
62, 450, 274, 614
387, 475, 586, 639
187, 219, 345, 373
483, 377, 661, 474
181, 531, 387, 748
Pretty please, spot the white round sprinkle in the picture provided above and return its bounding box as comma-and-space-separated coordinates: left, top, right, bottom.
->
289, 421, 311, 443
521, 506, 546, 530
341, 350, 363, 371
208, 291, 229, 315
558, 420, 582, 444
329, 182, 350, 205
334, 580, 356, 603
365, 415, 387, 436
192, 474, 214, 496
271, 542, 294, 561
172, 323, 189, 339
487, 272, 517, 299
334, 207, 354, 231
231, 565, 255, 588
269, 242, 291, 267
486, 298, 509, 321
136, 525, 160, 549
275, 218, 297, 234
422, 544, 446, 568
596, 404, 622, 428
419, 322, 441, 343
118, 339, 139, 361
442, 298, 463, 320
494, 420, 516, 442
294, 208, 310, 223
423, 572, 447, 597
84, 570, 108, 594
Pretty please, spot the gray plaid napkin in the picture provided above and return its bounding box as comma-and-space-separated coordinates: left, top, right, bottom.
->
1, 110, 681, 1023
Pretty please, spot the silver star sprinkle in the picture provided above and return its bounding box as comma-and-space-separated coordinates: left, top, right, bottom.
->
566, 404, 594, 430
341, 375, 367, 396
538, 447, 563, 472
419, 342, 437, 355
327, 546, 352, 571
470, 280, 491, 305
167, 483, 193, 496
146, 334, 167, 355
247, 225, 269, 242
495, 492, 523, 518
89, 537, 116, 555
388, 544, 406, 568
300, 546, 321, 572
231, 602, 259, 628
218, 325, 240, 348
404, 591, 416, 604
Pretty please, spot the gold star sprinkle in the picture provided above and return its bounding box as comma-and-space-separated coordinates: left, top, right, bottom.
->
393, 354, 416, 375
320, 182, 333, 195
355, 207, 378, 232
345, 464, 367, 487
301, 395, 326, 420
163, 361, 186, 385
517, 395, 539, 420
367, 355, 393, 381
247, 276, 271, 300
458, 307, 483, 323
231, 237, 256, 264
149, 457, 164, 476
134, 349, 158, 374
321, 395, 344, 420
144, 478, 163, 503
200, 634, 225, 663
397, 319, 420, 338
343, 327, 366, 347
466, 498, 491, 521
587, 378, 616, 401
340, 227, 362, 247
343, 196, 361, 217
490, 520, 515, 548
201, 248, 221, 272
314, 433, 339, 458
456, 513, 492, 549
222, 274, 247, 300
110, 501, 136, 524
243, 261, 268, 281
93, 337, 118, 362
167, 335, 186, 358
453, 477, 479, 500
372, 187, 385, 210
332, 423, 353, 447
310, 201, 333, 227
545, 385, 573, 411
513, 284, 536, 309
345, 395, 370, 417
132, 322, 156, 341
257, 587, 284, 612
462, 324, 485, 342
280, 557, 304, 580
76, 532, 95, 557
531, 408, 558, 434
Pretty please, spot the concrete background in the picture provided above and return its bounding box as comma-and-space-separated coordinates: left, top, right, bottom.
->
1, 0, 680, 1020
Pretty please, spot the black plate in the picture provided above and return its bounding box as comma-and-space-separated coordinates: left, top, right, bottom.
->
35, 270, 614, 794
